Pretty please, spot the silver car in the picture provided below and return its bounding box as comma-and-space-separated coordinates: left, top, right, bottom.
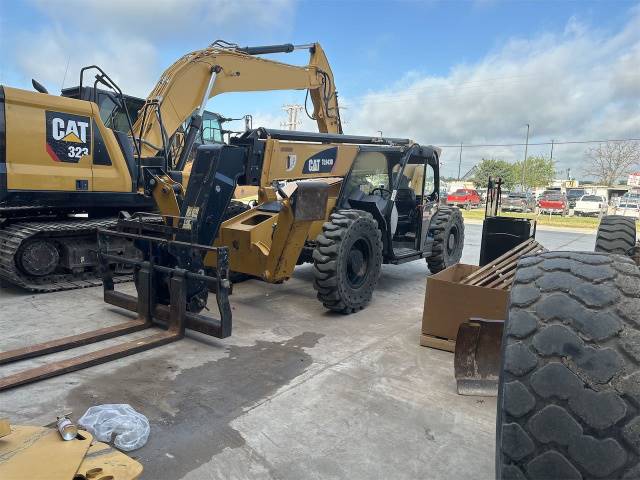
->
501, 192, 536, 213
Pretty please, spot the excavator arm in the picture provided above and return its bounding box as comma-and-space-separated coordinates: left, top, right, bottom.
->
132, 42, 342, 162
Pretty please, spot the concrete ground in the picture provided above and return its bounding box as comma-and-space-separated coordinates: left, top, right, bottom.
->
0, 224, 596, 479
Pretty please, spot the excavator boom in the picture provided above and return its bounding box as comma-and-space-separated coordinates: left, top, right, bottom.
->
133, 42, 342, 160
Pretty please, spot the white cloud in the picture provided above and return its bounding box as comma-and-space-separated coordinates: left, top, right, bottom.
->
7, 0, 296, 97
14, 28, 159, 97
348, 9, 640, 178
29, 0, 296, 41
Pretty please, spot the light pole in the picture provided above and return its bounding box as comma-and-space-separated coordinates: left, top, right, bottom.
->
457, 142, 463, 180
550, 139, 554, 161
521, 124, 530, 188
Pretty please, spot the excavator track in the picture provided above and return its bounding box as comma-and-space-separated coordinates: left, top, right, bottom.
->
0, 218, 134, 293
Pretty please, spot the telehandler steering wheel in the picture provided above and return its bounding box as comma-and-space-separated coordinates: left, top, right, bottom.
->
371, 187, 392, 199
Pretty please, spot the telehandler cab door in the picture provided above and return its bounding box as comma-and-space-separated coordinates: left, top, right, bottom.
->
342, 146, 439, 262
389, 150, 439, 254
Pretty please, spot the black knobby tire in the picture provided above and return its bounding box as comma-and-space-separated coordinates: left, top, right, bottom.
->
426, 206, 464, 273
497, 251, 640, 479
312, 209, 383, 314
595, 215, 637, 255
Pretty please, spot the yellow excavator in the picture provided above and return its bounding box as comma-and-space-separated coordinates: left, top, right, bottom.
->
0, 42, 342, 291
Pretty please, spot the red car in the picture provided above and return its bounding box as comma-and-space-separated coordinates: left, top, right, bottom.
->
538, 193, 570, 216
447, 188, 482, 209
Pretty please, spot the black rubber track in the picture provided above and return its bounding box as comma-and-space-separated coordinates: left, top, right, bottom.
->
497, 251, 640, 479
426, 205, 464, 273
0, 218, 132, 292
312, 209, 383, 314
595, 215, 637, 255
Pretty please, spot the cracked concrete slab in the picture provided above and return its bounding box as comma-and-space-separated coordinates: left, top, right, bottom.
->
0, 224, 595, 479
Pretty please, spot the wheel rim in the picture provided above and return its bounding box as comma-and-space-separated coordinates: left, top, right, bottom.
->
346, 238, 371, 289
446, 226, 459, 257
18, 240, 59, 276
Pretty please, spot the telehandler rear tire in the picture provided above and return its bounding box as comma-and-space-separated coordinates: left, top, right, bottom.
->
426, 206, 464, 273
496, 251, 640, 480
595, 215, 636, 255
312, 209, 383, 314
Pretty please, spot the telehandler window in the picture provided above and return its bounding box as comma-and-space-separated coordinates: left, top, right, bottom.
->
346, 151, 390, 195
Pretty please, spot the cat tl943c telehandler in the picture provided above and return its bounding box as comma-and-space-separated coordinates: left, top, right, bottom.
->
0, 42, 342, 292
99, 128, 465, 316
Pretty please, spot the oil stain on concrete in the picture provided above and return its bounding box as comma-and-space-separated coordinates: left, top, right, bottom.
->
67, 332, 323, 479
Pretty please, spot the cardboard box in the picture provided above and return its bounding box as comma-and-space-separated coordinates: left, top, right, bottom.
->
421, 263, 509, 352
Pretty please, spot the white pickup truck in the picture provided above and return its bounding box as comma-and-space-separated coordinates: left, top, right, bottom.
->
574, 194, 607, 217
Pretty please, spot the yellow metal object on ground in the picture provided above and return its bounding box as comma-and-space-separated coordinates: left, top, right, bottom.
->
0, 424, 143, 480
79, 441, 144, 480
0, 418, 10, 438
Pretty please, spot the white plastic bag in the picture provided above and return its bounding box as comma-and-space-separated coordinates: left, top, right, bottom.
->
78, 404, 150, 451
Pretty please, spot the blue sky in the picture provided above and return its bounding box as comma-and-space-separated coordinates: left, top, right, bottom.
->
1, 0, 639, 177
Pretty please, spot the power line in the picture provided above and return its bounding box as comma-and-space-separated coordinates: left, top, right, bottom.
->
435, 138, 640, 148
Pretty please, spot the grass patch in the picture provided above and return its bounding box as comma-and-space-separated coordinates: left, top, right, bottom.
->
460, 209, 607, 230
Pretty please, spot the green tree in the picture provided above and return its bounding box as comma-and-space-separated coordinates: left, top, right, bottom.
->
514, 156, 555, 188
472, 158, 517, 189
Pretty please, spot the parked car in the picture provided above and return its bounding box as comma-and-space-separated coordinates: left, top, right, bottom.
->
538, 192, 569, 216
447, 188, 482, 209
574, 194, 607, 217
566, 188, 587, 209
501, 192, 536, 213
615, 191, 640, 218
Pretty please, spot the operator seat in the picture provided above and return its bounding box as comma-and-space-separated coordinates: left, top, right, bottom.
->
392, 164, 418, 236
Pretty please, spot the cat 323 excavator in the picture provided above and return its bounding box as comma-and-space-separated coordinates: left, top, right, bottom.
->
0, 41, 342, 291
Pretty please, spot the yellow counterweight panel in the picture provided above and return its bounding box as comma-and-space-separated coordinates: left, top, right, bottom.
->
5, 87, 94, 191
4, 86, 132, 193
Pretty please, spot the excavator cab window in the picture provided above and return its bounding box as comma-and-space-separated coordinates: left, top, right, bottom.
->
96, 93, 144, 132
200, 111, 224, 144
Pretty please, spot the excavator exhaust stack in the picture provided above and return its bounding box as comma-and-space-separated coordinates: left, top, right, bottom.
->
454, 319, 504, 396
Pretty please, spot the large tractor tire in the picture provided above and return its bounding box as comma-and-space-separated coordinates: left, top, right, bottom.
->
312, 209, 383, 314
426, 206, 464, 273
497, 251, 640, 479
595, 215, 637, 255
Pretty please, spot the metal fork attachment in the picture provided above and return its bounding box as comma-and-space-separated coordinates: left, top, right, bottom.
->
0, 220, 232, 391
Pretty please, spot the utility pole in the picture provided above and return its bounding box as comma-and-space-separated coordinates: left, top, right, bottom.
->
281, 104, 303, 131
521, 124, 530, 187
550, 139, 554, 161
457, 142, 463, 180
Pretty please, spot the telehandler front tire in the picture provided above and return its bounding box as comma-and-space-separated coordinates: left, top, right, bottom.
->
426, 206, 464, 273
497, 251, 640, 479
312, 210, 383, 314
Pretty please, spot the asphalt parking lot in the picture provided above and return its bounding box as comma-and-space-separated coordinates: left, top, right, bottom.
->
0, 224, 597, 479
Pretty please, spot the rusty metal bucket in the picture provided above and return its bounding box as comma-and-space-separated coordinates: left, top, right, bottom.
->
454, 318, 504, 396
